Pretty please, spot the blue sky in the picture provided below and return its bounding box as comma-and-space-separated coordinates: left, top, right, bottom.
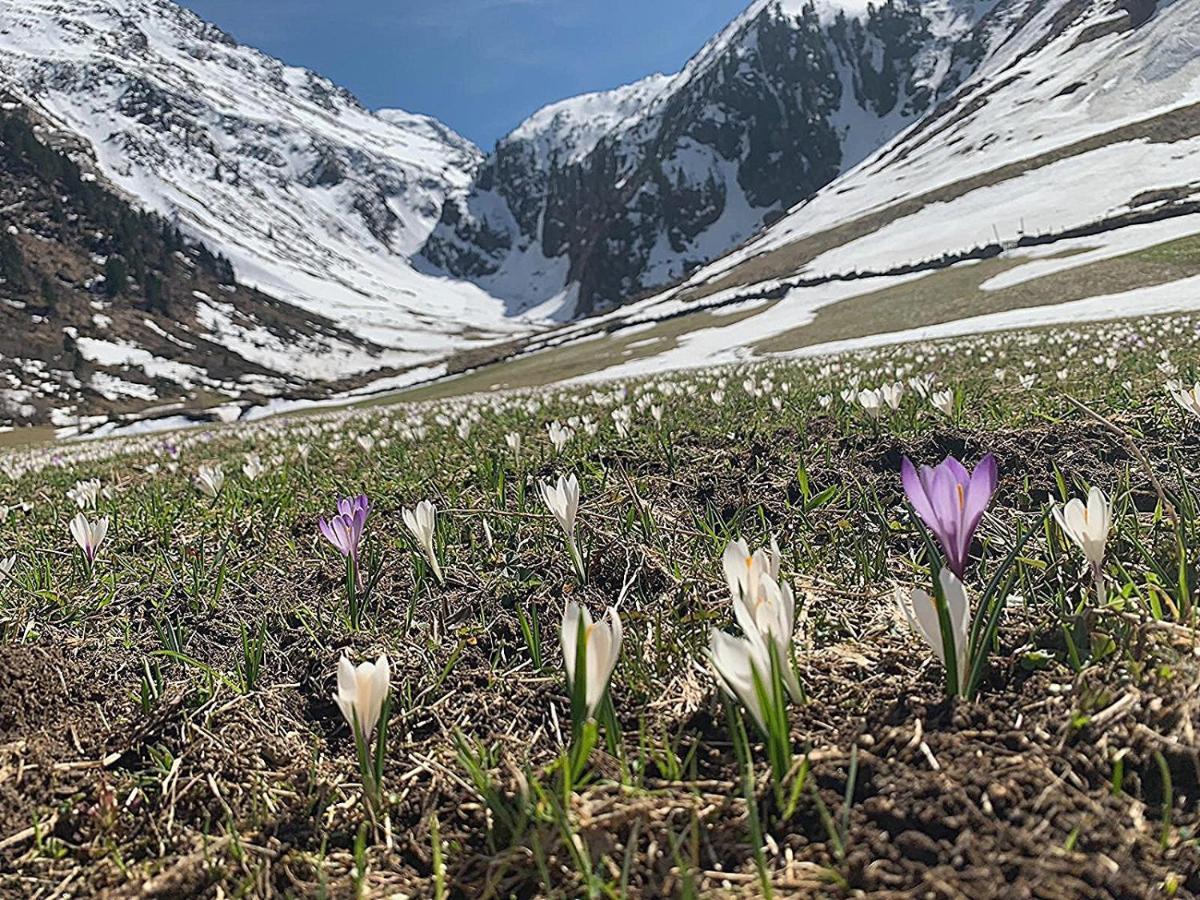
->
176, 0, 749, 149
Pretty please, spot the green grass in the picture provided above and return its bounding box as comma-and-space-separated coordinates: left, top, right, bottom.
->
1136, 232, 1200, 266
755, 237, 1200, 354
1, 312, 1199, 896
394, 304, 769, 403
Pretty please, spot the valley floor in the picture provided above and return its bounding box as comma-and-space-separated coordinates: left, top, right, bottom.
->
1, 313, 1199, 896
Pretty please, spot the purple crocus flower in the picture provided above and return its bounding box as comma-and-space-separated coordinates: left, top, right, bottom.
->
337, 495, 370, 523
319, 494, 370, 563
901, 455, 998, 577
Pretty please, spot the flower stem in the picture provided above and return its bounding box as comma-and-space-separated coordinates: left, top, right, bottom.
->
568, 538, 586, 584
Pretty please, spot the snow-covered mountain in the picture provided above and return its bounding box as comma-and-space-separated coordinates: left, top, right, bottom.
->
673, 0, 1198, 298
0, 0, 530, 366
475, 0, 1200, 388
0, 94, 397, 431
2, 0, 1198, 427
421, 0, 997, 317
506, 74, 676, 169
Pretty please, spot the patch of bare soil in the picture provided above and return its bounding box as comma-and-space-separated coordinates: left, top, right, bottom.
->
0, 645, 127, 870
797, 652, 1199, 898
429, 631, 1200, 898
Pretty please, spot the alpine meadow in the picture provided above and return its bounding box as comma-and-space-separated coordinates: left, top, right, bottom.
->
2, 0, 1200, 898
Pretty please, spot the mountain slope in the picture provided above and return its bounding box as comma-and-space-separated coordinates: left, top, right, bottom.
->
672, 0, 1200, 298
421, 0, 995, 317
5, 0, 1199, 429
0, 96, 393, 429
403, 0, 1200, 397
0, 0, 530, 362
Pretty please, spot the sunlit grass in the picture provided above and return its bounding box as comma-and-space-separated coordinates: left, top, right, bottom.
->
1, 312, 1199, 895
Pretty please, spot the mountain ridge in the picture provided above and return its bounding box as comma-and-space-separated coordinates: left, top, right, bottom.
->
0, 0, 524, 362
421, 0, 996, 317
2, 0, 1199, 432
0, 94, 401, 429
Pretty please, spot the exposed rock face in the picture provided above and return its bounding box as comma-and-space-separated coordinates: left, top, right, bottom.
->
0, 98, 379, 426
423, 0, 996, 316
0, 0, 516, 355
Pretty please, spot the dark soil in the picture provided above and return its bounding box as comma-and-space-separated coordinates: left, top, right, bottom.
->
2, 415, 1199, 896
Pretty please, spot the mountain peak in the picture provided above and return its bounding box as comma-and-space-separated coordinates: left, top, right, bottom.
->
421, 0, 996, 317
507, 73, 675, 165
0, 0, 519, 358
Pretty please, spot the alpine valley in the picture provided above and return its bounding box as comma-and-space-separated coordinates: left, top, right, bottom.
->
0, 0, 1198, 430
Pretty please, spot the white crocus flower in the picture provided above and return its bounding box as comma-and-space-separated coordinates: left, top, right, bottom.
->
708, 630, 771, 731
931, 390, 955, 416
242, 453, 265, 481
540, 474, 580, 542
722, 537, 781, 603
541, 474, 583, 577
403, 500, 443, 583
505, 432, 522, 456
612, 409, 632, 439
896, 569, 971, 694
333, 654, 391, 739
194, 464, 225, 499
547, 421, 573, 453
738, 573, 803, 702
1054, 486, 1112, 571
561, 601, 623, 719
722, 539, 801, 702
881, 382, 905, 411
69, 512, 109, 565
1170, 381, 1200, 419
909, 374, 935, 398
858, 388, 885, 418
67, 478, 102, 510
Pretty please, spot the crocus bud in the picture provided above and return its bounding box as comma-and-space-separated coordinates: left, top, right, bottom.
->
333, 654, 391, 738
403, 500, 443, 582
561, 601, 622, 719
70, 512, 109, 564
1054, 486, 1112, 570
